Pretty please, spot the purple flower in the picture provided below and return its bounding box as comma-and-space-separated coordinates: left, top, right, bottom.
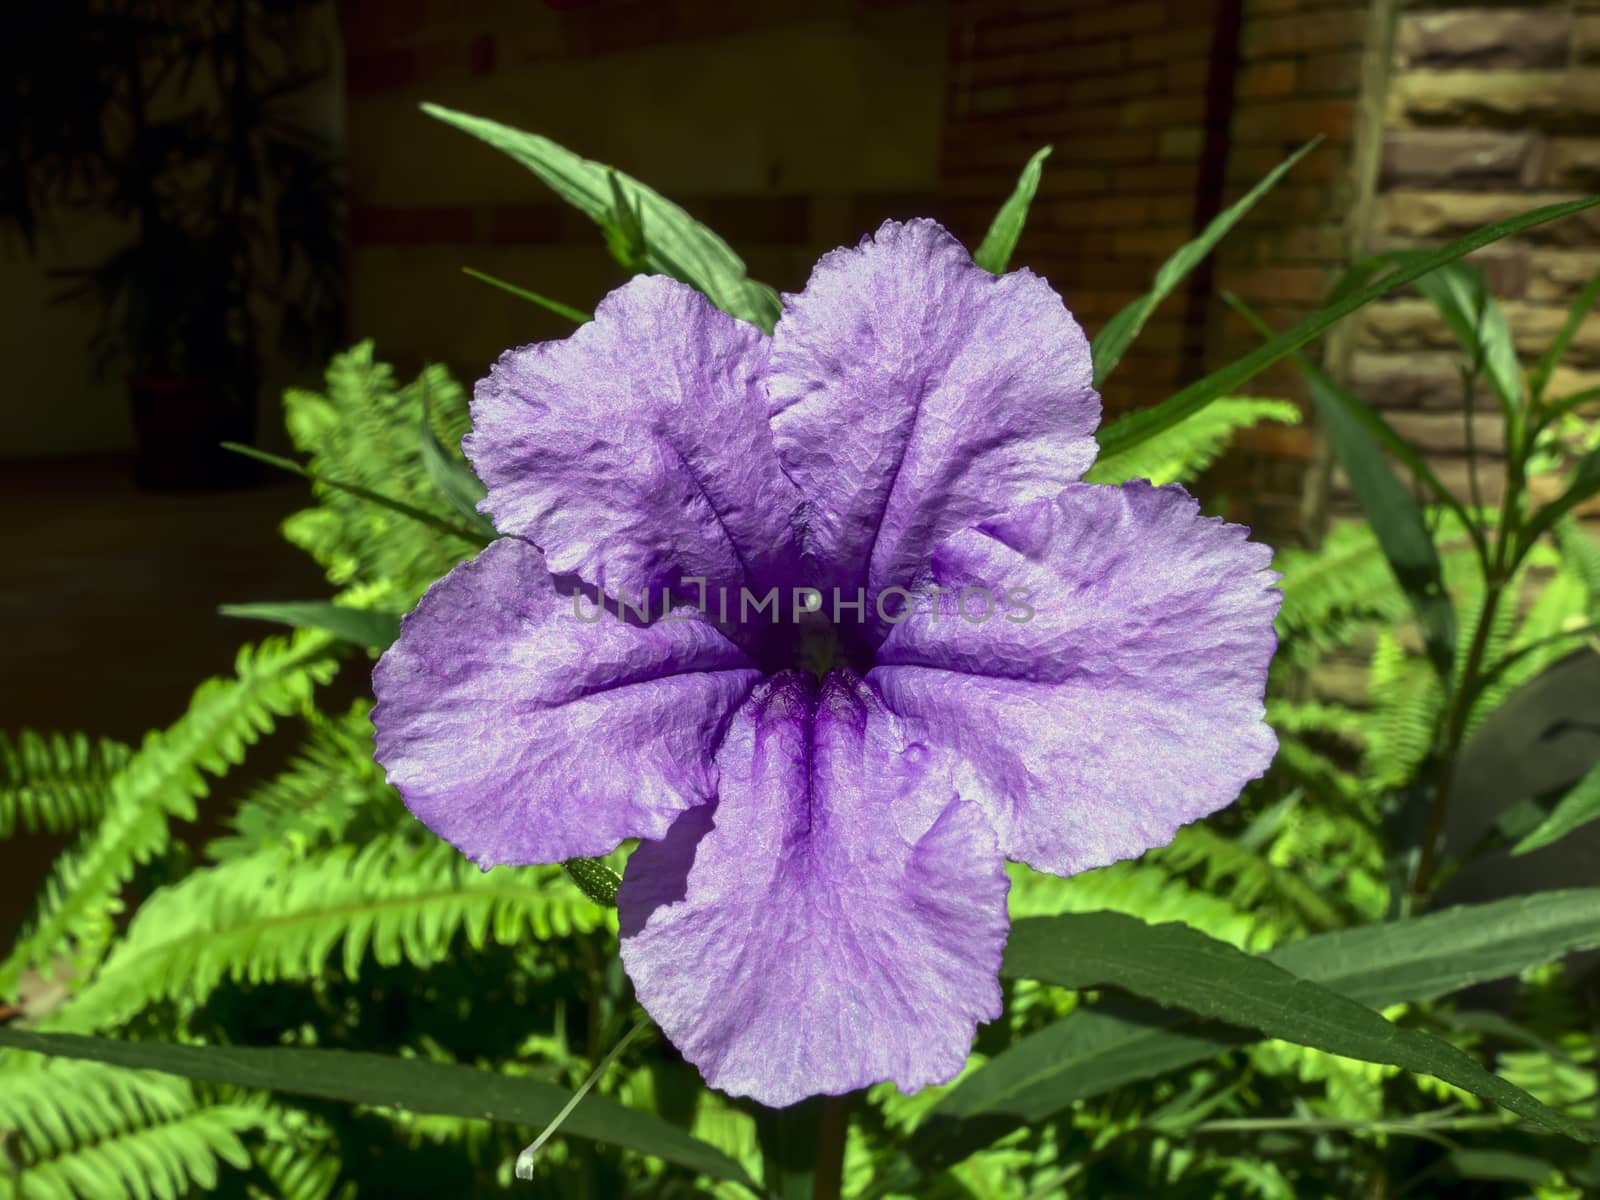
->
371, 220, 1280, 1108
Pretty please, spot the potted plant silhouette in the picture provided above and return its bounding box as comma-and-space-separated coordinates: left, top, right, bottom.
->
2, 0, 344, 487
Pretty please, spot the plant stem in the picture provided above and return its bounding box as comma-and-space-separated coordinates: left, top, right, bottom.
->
812, 1094, 851, 1200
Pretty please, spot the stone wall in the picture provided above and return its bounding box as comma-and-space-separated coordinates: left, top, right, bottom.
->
1350, 0, 1600, 525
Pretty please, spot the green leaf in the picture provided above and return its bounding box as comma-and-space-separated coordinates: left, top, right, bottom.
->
1091, 139, 1318, 387
1532, 267, 1600, 402
462, 266, 588, 323
418, 379, 497, 540
224, 442, 490, 549
1083, 396, 1300, 486
998, 912, 1589, 1139
1408, 258, 1521, 413
423, 103, 781, 332
1229, 296, 1458, 679
0, 1029, 757, 1188
219, 601, 400, 650
1095, 195, 1600, 462
1522, 442, 1600, 548
972, 145, 1051, 275
925, 892, 1600, 1154
1513, 760, 1600, 854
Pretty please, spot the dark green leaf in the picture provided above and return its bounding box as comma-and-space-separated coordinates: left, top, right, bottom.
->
1228, 295, 1459, 679
219, 602, 400, 650
1522, 443, 1600, 548
995, 912, 1589, 1139
462, 267, 589, 323
0, 1029, 757, 1187
1095, 195, 1600, 462
418, 381, 497, 540
972, 145, 1051, 275
1532, 268, 1600, 402
1448, 1149, 1558, 1185
1092, 139, 1318, 387
223, 443, 490, 548
423, 104, 781, 331
1407, 258, 1521, 413
925, 893, 1600, 1155
1513, 760, 1600, 854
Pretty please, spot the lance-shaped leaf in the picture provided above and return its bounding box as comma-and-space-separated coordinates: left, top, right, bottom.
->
423, 103, 781, 332
972, 145, 1051, 275
1522, 443, 1600, 549
1229, 295, 1459, 680
1405, 257, 1521, 414
0, 1029, 757, 1188
1095, 195, 1600, 463
462, 266, 589, 324
921, 892, 1600, 1163
219, 601, 400, 650
1532, 267, 1600, 402
224, 442, 490, 548
1514, 760, 1600, 854
419, 381, 497, 540
1091, 139, 1318, 387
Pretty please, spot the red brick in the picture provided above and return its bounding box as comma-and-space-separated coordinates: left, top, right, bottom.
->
1299, 50, 1364, 94
1126, 28, 1214, 64
1159, 127, 1206, 159
1070, 1, 1169, 39
1239, 9, 1365, 59
351, 205, 479, 245
1232, 99, 1355, 143
1237, 60, 1298, 98
1121, 96, 1206, 128
1114, 163, 1204, 191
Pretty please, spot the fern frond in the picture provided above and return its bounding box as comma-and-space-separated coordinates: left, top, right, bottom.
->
6, 1103, 260, 1200
0, 633, 339, 1001
250, 1114, 353, 1200
1007, 859, 1267, 949
1085, 397, 1300, 487
206, 703, 402, 864
0, 731, 130, 838
0, 1056, 263, 1200
55, 836, 608, 1033
1470, 568, 1593, 735
1275, 515, 1481, 662
1265, 699, 1367, 747
1151, 821, 1343, 934
1365, 631, 1445, 790
1553, 516, 1600, 613
281, 343, 476, 594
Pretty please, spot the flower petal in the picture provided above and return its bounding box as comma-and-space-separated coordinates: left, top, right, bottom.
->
768, 219, 1099, 628
371, 537, 762, 867
618, 670, 1008, 1107
870, 482, 1280, 877
466, 274, 804, 605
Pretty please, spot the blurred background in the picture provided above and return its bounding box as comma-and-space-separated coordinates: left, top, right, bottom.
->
3, 0, 1599, 913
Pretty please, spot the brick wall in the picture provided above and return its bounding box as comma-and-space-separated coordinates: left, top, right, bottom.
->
340, 0, 949, 386
1204, 0, 1382, 545
940, 0, 1240, 416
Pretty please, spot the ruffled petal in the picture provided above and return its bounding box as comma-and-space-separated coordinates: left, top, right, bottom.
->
869, 482, 1280, 877
371, 537, 762, 868
618, 670, 1008, 1107
768, 219, 1099, 630
466, 275, 804, 606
